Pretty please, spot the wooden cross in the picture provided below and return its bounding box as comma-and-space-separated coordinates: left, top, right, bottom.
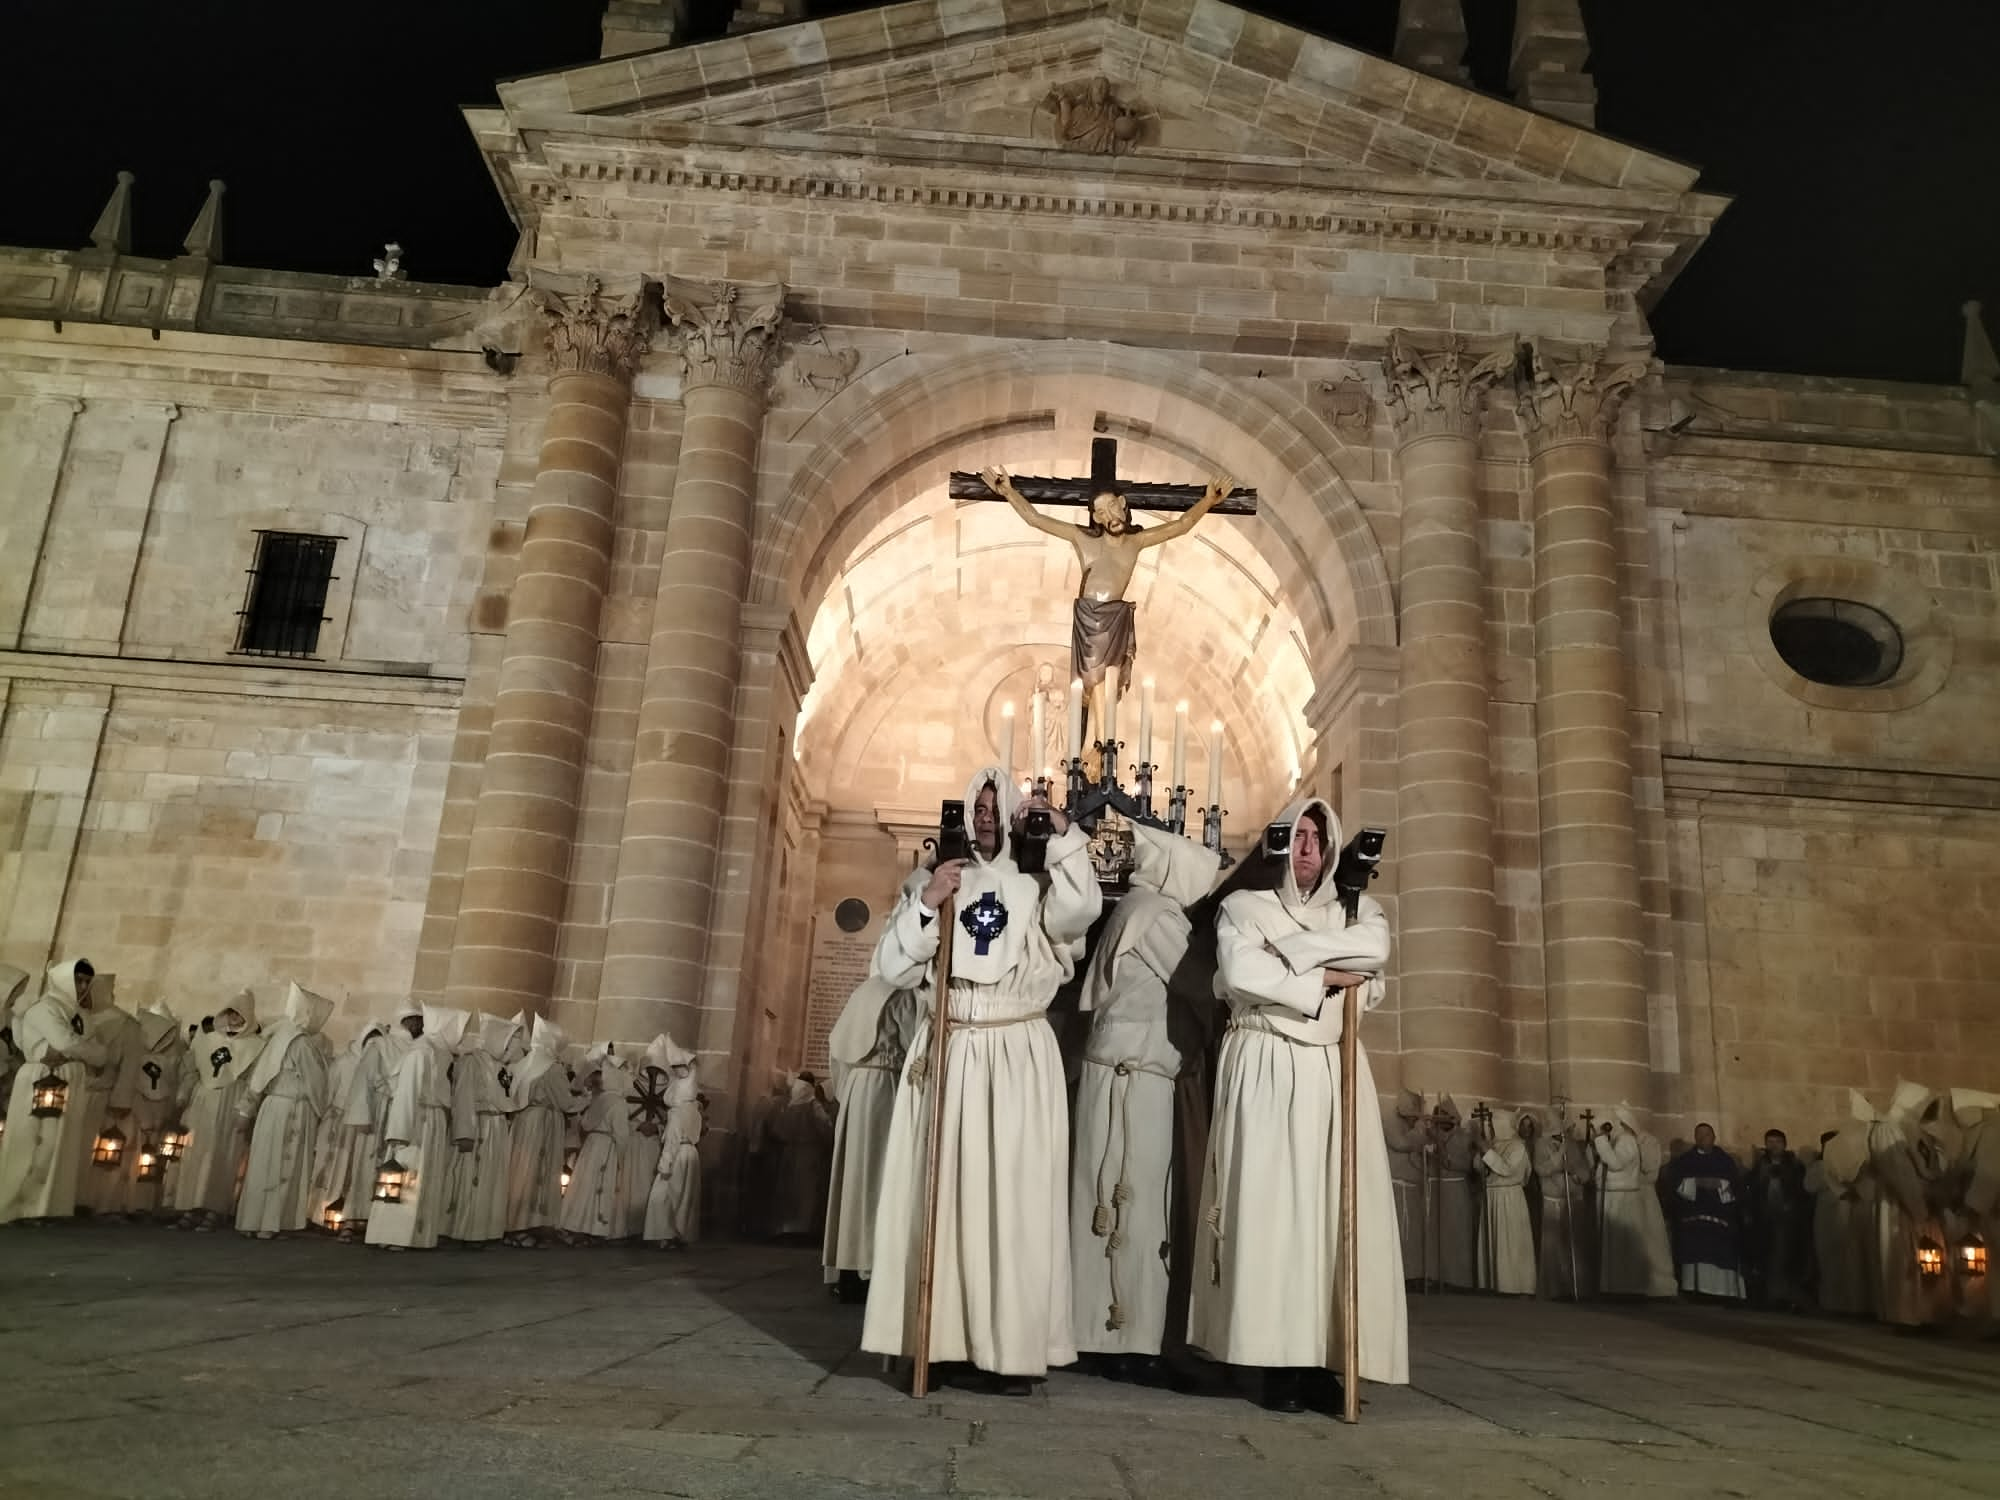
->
949, 436, 1258, 514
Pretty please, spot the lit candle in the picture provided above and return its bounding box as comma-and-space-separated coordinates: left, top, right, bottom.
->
1103, 666, 1121, 751
1172, 701, 1188, 787
1208, 719, 1224, 807
1138, 679, 1155, 768
1000, 702, 1015, 784
1030, 690, 1045, 776
1067, 679, 1084, 760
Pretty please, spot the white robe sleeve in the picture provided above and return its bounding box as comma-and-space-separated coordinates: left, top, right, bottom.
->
1593, 1131, 1637, 1174
449, 1058, 480, 1145
1266, 898, 1392, 978
873, 885, 940, 991
1214, 894, 1325, 1020
1038, 826, 1103, 949
382, 1052, 427, 1147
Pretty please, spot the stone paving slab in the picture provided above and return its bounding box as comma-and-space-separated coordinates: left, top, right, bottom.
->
2, 1222, 1998, 1499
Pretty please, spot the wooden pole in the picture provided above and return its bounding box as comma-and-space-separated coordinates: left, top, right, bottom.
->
909, 895, 955, 1398
1339, 980, 1361, 1424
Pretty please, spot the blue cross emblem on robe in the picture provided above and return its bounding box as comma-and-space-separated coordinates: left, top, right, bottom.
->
960, 891, 1009, 957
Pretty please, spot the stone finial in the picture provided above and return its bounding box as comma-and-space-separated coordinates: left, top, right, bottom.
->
1514, 342, 1653, 452
601, 0, 688, 59
1511, 0, 1597, 129
182, 179, 226, 261
662, 278, 788, 395
1383, 330, 1515, 444
1395, 0, 1471, 85
88, 170, 136, 254
539, 274, 662, 382
1963, 301, 1999, 388
728, 0, 805, 36
373, 242, 407, 283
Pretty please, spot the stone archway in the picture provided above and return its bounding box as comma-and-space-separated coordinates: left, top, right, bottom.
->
717, 342, 1400, 1106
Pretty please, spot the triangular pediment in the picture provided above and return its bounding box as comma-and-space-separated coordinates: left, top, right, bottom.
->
494, 0, 1700, 194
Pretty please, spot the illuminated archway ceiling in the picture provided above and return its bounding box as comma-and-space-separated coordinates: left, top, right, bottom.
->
798, 438, 1318, 823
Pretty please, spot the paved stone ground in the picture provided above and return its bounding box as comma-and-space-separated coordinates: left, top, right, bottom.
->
2, 1223, 1998, 1499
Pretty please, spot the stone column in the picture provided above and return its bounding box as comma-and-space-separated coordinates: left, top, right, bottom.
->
597, 279, 787, 1045
1384, 332, 1510, 1101
1516, 344, 1653, 1108
444, 276, 659, 1018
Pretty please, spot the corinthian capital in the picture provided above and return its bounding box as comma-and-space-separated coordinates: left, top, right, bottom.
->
539, 274, 661, 382
663, 277, 788, 396
1515, 342, 1654, 453
1383, 330, 1515, 445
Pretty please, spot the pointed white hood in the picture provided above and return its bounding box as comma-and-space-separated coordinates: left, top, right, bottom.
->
245, 982, 335, 1093
477, 1011, 523, 1061
1131, 822, 1223, 907
963, 763, 1022, 868
423, 1003, 473, 1054
510, 1015, 566, 1096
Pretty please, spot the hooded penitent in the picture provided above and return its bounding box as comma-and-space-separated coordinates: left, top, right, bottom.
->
244, 983, 335, 1097
0, 958, 109, 1224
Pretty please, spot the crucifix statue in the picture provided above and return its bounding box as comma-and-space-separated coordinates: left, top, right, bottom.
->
951, 438, 1255, 771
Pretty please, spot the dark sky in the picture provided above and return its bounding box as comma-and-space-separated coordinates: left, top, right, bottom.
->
3, 1, 1993, 384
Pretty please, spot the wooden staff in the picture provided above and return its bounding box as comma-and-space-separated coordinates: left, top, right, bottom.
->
1338, 978, 1361, 1424
909, 892, 956, 1398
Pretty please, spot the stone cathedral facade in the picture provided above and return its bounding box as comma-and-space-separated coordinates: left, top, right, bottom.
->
2, 2, 1996, 1176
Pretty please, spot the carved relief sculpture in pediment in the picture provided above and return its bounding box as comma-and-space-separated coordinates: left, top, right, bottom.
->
1040, 76, 1146, 156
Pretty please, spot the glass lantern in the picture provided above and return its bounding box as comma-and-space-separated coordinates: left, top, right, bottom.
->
372, 1155, 409, 1204
159, 1125, 190, 1161
560, 1148, 577, 1195
322, 1197, 346, 1233
30, 1070, 68, 1118
1916, 1238, 1946, 1280
136, 1147, 163, 1184
1960, 1234, 1988, 1278
92, 1124, 127, 1170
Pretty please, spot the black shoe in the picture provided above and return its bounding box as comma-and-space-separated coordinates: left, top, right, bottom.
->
1260, 1369, 1305, 1414
834, 1271, 868, 1305
995, 1377, 1034, 1398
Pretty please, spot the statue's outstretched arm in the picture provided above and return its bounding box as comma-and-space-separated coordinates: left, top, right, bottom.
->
1137, 474, 1236, 546
979, 466, 1085, 543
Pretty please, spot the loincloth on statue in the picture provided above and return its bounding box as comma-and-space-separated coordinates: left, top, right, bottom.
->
1072, 597, 1137, 688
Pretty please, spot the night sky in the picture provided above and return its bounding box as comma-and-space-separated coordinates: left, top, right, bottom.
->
2, 1, 1993, 384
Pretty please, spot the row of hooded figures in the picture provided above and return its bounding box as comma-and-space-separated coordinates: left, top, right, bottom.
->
0, 962, 707, 1251
1377, 1085, 2000, 1333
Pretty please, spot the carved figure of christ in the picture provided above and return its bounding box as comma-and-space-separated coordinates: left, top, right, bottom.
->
953, 438, 1251, 773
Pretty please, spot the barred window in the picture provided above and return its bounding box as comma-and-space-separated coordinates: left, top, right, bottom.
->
236, 532, 339, 658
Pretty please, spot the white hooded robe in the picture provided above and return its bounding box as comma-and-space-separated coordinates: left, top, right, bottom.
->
643, 1035, 703, 1246
168, 990, 266, 1218
822, 982, 919, 1281
862, 765, 1103, 1377
75, 977, 143, 1215
504, 1016, 578, 1234
1592, 1111, 1676, 1298
444, 1012, 520, 1242
364, 1005, 465, 1249
1188, 798, 1408, 1384
0, 960, 109, 1222
1070, 823, 1218, 1357
1476, 1108, 1537, 1296
559, 1053, 635, 1240
235, 983, 335, 1234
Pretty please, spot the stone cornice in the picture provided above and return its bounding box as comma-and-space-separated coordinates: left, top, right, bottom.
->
1664, 752, 2000, 814
1516, 341, 1654, 453
0, 649, 465, 709
513, 131, 1680, 257
1384, 329, 1516, 445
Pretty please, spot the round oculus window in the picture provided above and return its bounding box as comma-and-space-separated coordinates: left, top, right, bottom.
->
1768, 597, 1903, 688
833, 898, 871, 933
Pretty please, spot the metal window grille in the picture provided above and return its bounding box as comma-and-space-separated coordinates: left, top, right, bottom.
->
236, 532, 339, 658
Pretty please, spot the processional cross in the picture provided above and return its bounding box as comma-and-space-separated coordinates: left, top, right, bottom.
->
949, 436, 1258, 765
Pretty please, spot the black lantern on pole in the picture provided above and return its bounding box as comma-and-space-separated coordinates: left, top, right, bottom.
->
372, 1155, 409, 1205
91, 1124, 127, 1169
29, 1070, 68, 1118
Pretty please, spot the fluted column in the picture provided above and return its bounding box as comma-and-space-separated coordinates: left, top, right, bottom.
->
444, 276, 658, 1018
597, 279, 787, 1045
1385, 331, 1510, 1100
1516, 344, 1652, 1108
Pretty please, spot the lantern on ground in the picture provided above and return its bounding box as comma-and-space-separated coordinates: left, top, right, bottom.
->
136, 1146, 163, 1184
372, 1155, 409, 1205
561, 1148, 576, 1195
92, 1124, 127, 1170
30, 1070, 68, 1118
1960, 1234, 1988, 1278
1916, 1238, 1946, 1280
322, 1197, 346, 1233
158, 1125, 190, 1161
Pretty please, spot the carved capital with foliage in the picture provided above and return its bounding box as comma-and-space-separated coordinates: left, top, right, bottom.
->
1383, 330, 1516, 445
1514, 342, 1654, 453
539, 274, 661, 382
663, 277, 789, 397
